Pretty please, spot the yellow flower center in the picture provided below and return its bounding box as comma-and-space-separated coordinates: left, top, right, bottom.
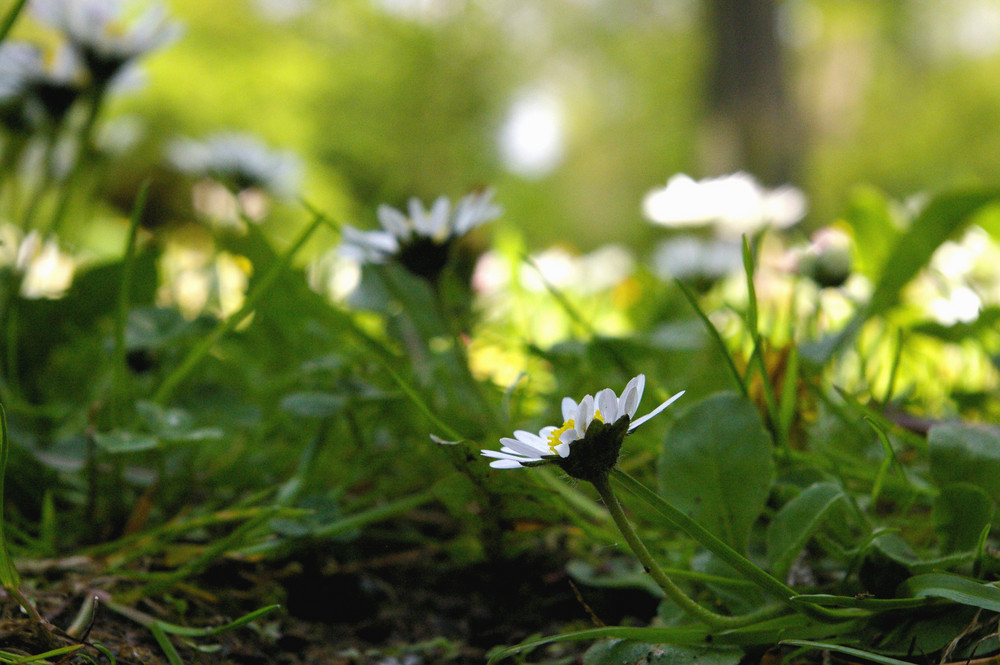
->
546, 410, 603, 453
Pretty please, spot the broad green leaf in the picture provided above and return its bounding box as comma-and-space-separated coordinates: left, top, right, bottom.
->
933, 483, 993, 554
929, 423, 1000, 499
766, 482, 845, 579
658, 393, 774, 551
868, 189, 1000, 316
843, 185, 899, 277
279, 391, 345, 418
803, 188, 1000, 364
567, 559, 665, 598
903, 573, 1000, 612
92, 430, 159, 454
584, 640, 741, 665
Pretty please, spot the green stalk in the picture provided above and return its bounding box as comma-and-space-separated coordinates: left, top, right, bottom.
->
610, 468, 861, 623
591, 473, 783, 629
430, 280, 499, 427
47, 84, 107, 235
152, 211, 326, 404
111, 181, 149, 424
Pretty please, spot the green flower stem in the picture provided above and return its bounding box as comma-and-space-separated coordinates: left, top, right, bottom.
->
48, 84, 107, 235
610, 468, 861, 623
152, 211, 326, 404
111, 181, 149, 425
591, 473, 741, 629
430, 280, 500, 427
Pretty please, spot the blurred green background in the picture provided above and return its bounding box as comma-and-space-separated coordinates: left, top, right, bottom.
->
11, 0, 1000, 252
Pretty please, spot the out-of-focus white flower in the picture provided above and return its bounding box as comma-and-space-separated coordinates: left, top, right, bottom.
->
652, 236, 742, 282
156, 239, 251, 319
520, 245, 635, 294
0, 226, 77, 298
251, 0, 313, 21
340, 189, 501, 281
0, 43, 86, 128
482, 374, 684, 481
920, 225, 1000, 325
167, 133, 301, 199
0, 43, 42, 106
307, 250, 362, 302
642, 172, 807, 239
796, 226, 853, 288
31, 0, 182, 84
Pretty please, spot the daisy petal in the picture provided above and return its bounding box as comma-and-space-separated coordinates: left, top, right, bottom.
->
596, 388, 618, 423
620, 374, 645, 418
628, 390, 685, 432
490, 459, 525, 469
500, 436, 547, 458
575, 395, 595, 436
481, 449, 528, 461
377, 204, 411, 238
561, 397, 578, 421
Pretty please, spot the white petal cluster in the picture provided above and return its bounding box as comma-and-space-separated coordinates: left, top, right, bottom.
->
167, 133, 301, 198
31, 0, 181, 77
0, 43, 43, 104
482, 374, 684, 470
0, 226, 77, 299
642, 173, 806, 239
339, 189, 501, 265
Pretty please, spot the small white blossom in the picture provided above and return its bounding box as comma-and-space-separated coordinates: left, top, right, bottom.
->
340, 189, 501, 280
31, 0, 182, 83
167, 133, 301, 199
643, 172, 806, 239
482, 375, 684, 474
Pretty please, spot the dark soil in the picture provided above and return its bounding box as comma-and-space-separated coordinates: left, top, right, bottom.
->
0, 523, 660, 664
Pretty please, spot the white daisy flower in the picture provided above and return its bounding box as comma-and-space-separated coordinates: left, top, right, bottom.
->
31, 0, 182, 84
166, 133, 301, 199
340, 189, 501, 281
642, 172, 806, 239
483, 375, 684, 480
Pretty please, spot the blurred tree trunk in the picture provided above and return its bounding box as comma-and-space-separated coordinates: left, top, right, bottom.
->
702, 0, 801, 184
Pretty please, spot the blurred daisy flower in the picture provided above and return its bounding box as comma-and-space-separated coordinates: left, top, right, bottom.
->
482, 374, 683, 481
167, 133, 301, 198
0, 226, 78, 298
0, 43, 85, 132
340, 189, 501, 282
643, 172, 806, 239
31, 0, 182, 85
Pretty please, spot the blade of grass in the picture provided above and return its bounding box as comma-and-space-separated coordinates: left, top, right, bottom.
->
111, 180, 149, 424
1, 644, 84, 664
865, 417, 905, 504
675, 279, 747, 397
488, 613, 862, 664
611, 468, 865, 623
238, 490, 437, 558
153, 210, 327, 404
741, 238, 780, 442
0, 405, 19, 589
105, 602, 278, 665
780, 640, 918, 665
789, 594, 934, 610
119, 508, 280, 602
523, 255, 638, 382
0, 0, 28, 43
903, 572, 1000, 612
